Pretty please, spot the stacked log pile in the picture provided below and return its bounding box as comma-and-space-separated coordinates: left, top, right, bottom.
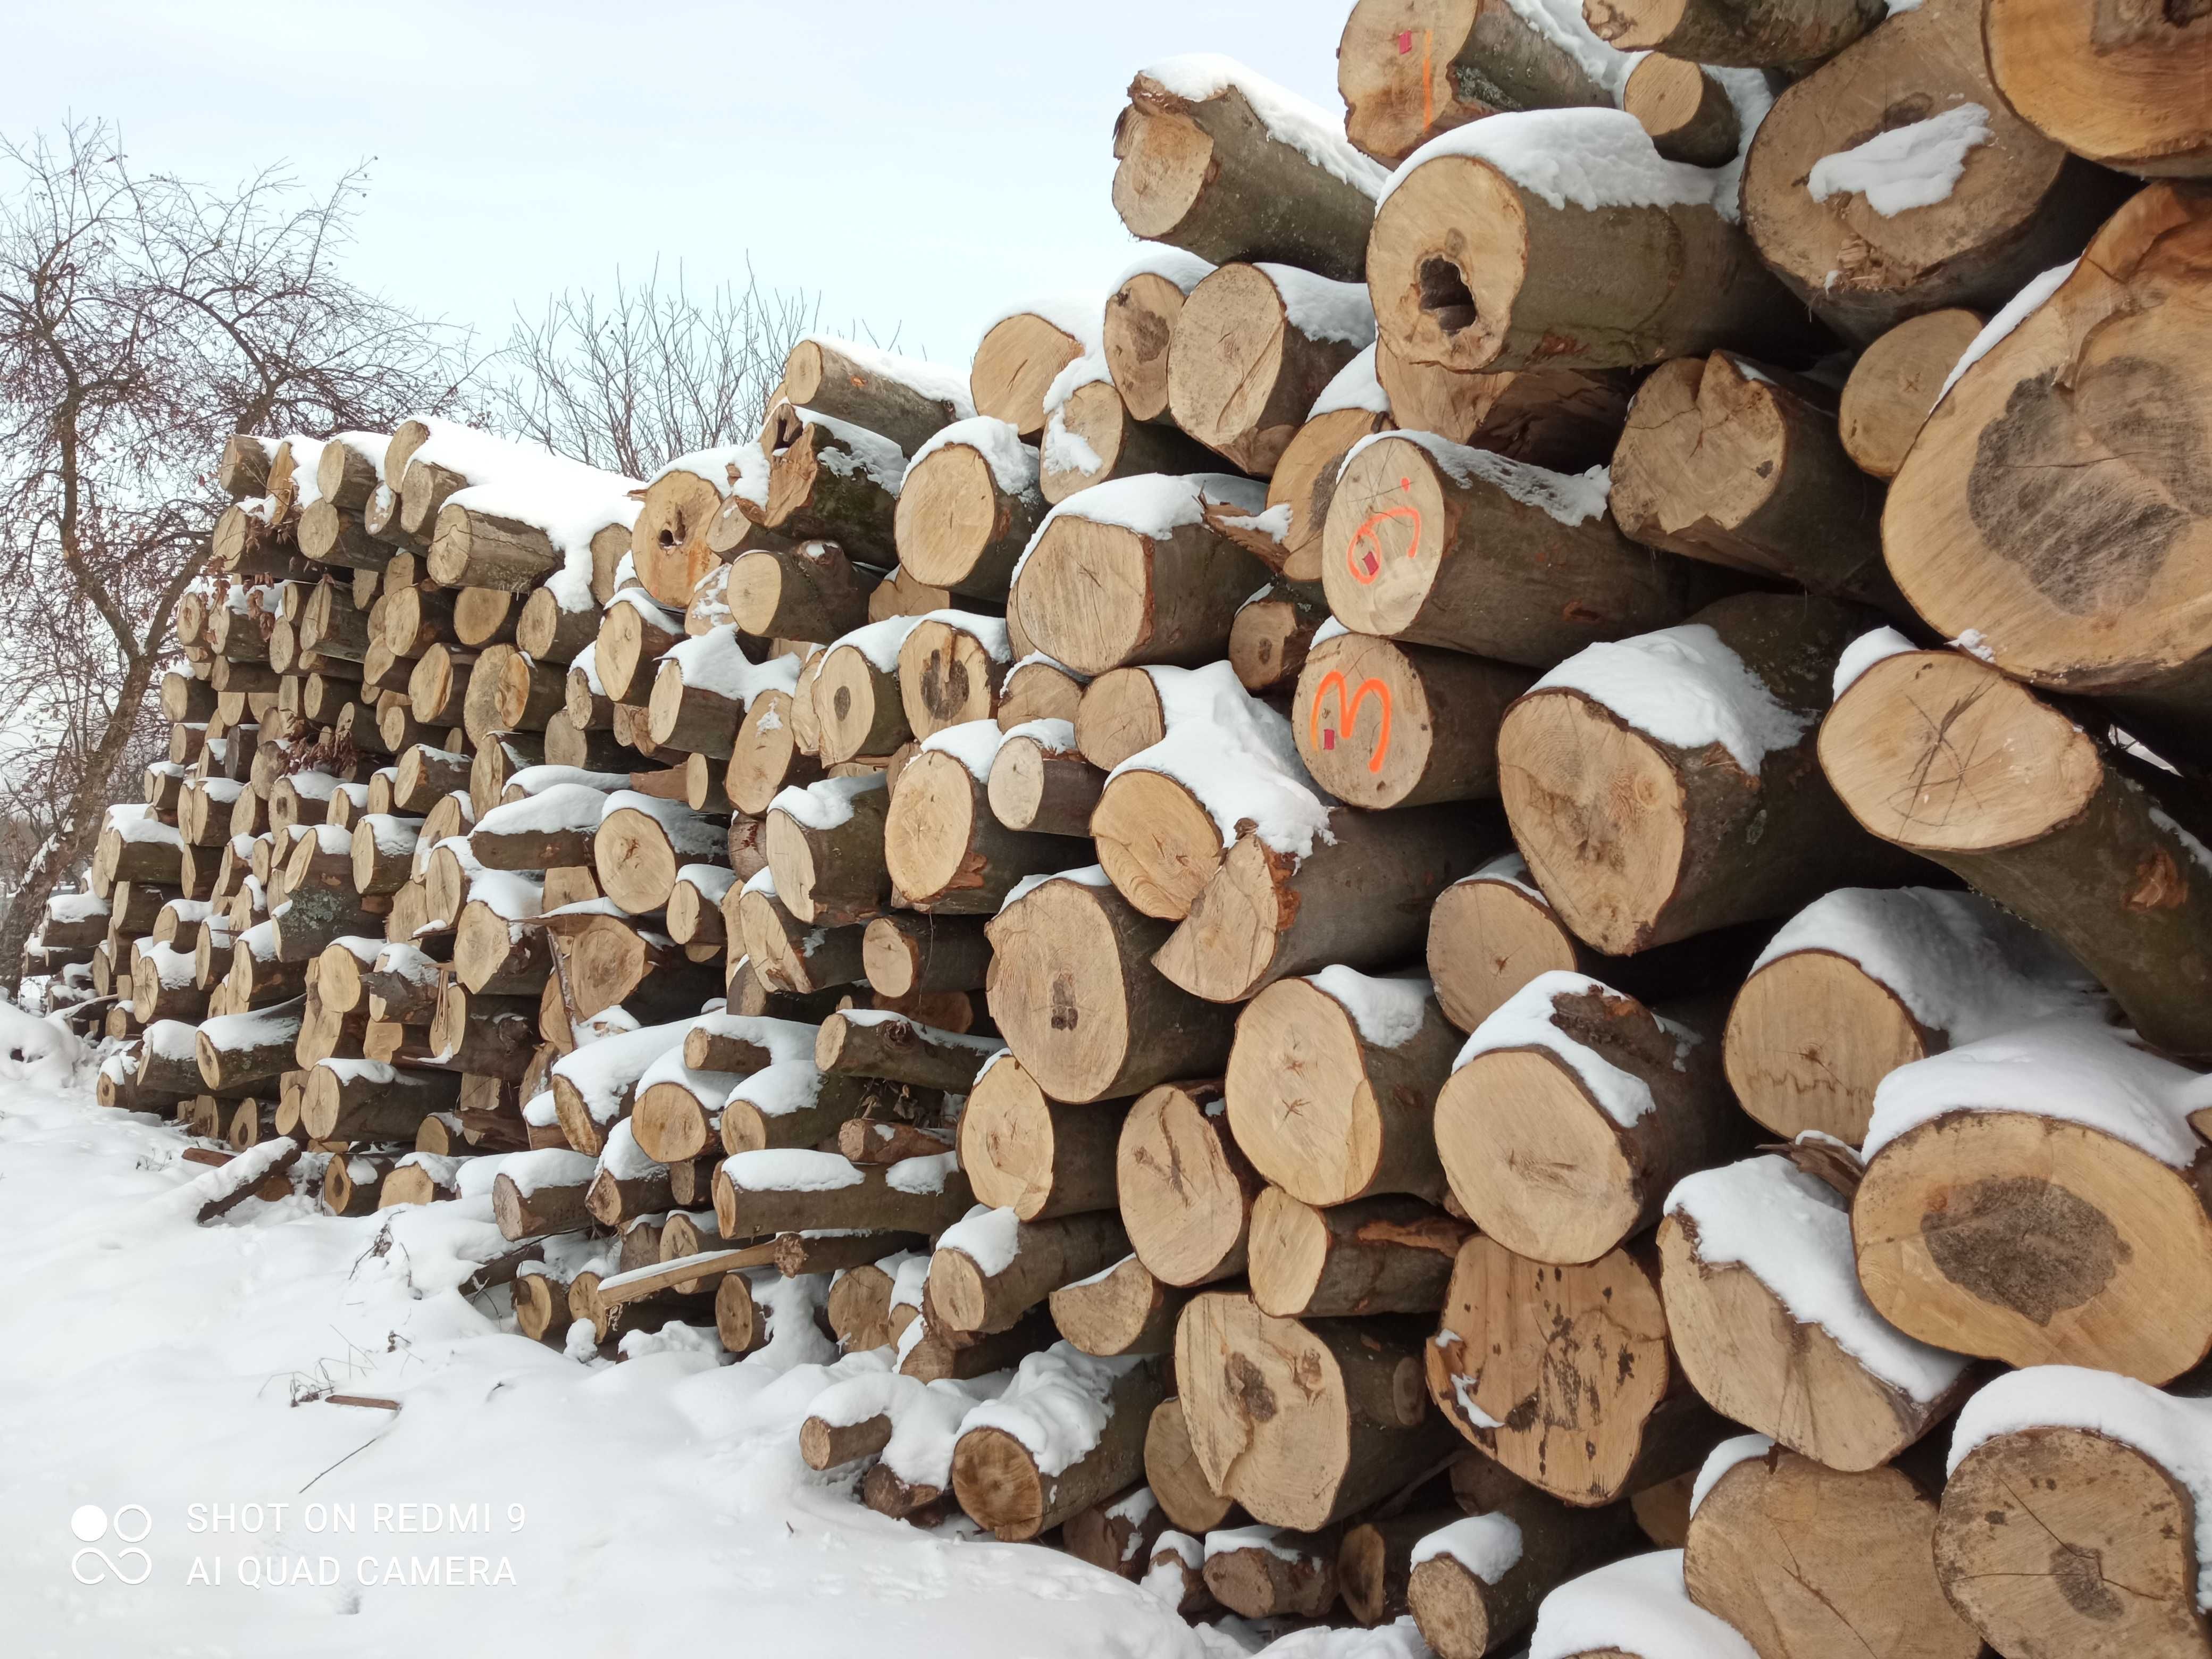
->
62, 1, 2212, 1653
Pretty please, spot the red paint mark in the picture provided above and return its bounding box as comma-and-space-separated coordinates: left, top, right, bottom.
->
1310, 673, 1394, 775
1397, 29, 1413, 52
1346, 503, 1420, 586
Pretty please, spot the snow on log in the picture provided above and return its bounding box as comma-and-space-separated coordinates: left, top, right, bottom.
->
930, 1204, 1131, 1337
713, 1148, 974, 1239
970, 298, 1100, 442
814, 1007, 1002, 1093
1524, 1550, 1757, 1659
1203, 1523, 1341, 1619
959, 1051, 1126, 1222
1049, 1254, 1186, 1359
782, 335, 972, 456
1406, 1487, 1638, 1659
1167, 263, 1375, 476
1247, 1189, 1470, 1319
764, 773, 892, 927
950, 1345, 1166, 1540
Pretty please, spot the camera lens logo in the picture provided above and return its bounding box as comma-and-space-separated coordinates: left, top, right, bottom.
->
70, 1505, 153, 1585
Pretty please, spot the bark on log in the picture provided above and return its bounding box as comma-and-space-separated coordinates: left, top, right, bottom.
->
813, 633, 911, 764
426, 505, 564, 592
713, 1149, 974, 1239
1061, 1485, 1171, 1581
861, 912, 993, 998
593, 794, 724, 916
196, 996, 307, 1090
1836, 307, 1983, 480
1406, 1486, 1638, 1658
1227, 580, 1326, 698
725, 541, 874, 642
596, 592, 687, 704
896, 616, 1009, 740
951, 1352, 1166, 1541
734, 882, 866, 995
815, 1009, 999, 1093
491, 1155, 598, 1239
984, 722, 1101, 838
1585, 0, 1880, 65
994, 656, 1085, 731
1205, 1526, 1342, 1619
1248, 1190, 1472, 1318
931, 1211, 1132, 1336
303, 1060, 463, 1142
783, 336, 967, 456
755, 414, 902, 566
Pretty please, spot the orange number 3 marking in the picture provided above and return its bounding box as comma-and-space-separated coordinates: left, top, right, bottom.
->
1310, 672, 1393, 775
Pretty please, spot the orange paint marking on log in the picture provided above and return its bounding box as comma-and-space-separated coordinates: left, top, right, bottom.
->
1421, 30, 1435, 136
1309, 672, 1394, 774
1344, 498, 1421, 586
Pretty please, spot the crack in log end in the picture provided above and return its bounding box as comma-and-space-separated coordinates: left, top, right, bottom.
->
1920, 1175, 2130, 1324
1417, 257, 1478, 337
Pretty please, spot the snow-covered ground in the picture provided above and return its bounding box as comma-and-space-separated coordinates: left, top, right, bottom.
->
0, 1051, 1427, 1658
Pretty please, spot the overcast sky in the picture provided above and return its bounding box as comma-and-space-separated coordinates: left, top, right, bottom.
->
9, 1, 1353, 366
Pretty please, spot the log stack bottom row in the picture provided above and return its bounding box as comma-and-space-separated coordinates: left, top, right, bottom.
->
33, 0, 2212, 1652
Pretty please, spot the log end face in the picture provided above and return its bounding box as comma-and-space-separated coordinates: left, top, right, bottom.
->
1407, 1555, 1491, 1659
950, 1425, 1048, 1541
1110, 101, 1214, 244
1321, 436, 1456, 642
1723, 950, 1929, 1144
1366, 158, 1523, 378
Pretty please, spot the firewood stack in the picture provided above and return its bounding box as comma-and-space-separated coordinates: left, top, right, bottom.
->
70, 0, 2212, 1650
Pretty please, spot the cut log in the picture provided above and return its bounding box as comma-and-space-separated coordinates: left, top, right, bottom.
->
296, 502, 386, 572
1145, 1398, 1237, 1536
1851, 1022, 2212, 1384
1429, 1235, 1725, 1505
1062, 1486, 1169, 1582
755, 413, 902, 566
1102, 249, 1214, 425
1294, 629, 1531, 808
984, 720, 1100, 838
1248, 1191, 1471, 1318
1010, 474, 1269, 676
196, 996, 307, 1091
1502, 593, 1914, 955
725, 541, 873, 642
1225, 968, 1457, 1206
719, 1070, 883, 1157
985, 871, 1238, 1104
1369, 108, 1817, 371
1938, 1369, 2212, 1659
324, 1152, 398, 1217
724, 686, 822, 816
302, 1060, 463, 1142
1985, 0, 2212, 178
462, 645, 565, 744
1820, 647, 2212, 1059
1436, 974, 1745, 1264
490, 1149, 600, 1239
1607, 353, 1898, 608
1205, 1524, 1342, 1619
1168, 263, 1373, 475
861, 912, 993, 998
994, 656, 1085, 731
1689, 1443, 1984, 1659
892, 418, 1043, 598
1836, 308, 1983, 481
648, 632, 797, 759
1741, 0, 2127, 341
593, 792, 724, 916
764, 773, 892, 926
596, 591, 687, 704
734, 878, 866, 995
896, 615, 1010, 740
1406, 1491, 1640, 1658
713, 1148, 973, 1239
931, 1208, 1131, 1336
1323, 430, 1708, 665
1881, 184, 2212, 766
1227, 580, 1325, 698
1662, 1155, 1972, 1470
1040, 370, 1219, 505
1586, 0, 1880, 64
1621, 56, 1741, 167
1111, 63, 1385, 283
959, 1053, 1126, 1222
1175, 1292, 1457, 1529
1049, 1254, 1186, 1358
513, 583, 598, 666
885, 742, 1079, 915
1723, 885, 2105, 1145
969, 303, 1094, 442
783, 336, 968, 455
951, 1348, 1164, 1541
898, 1304, 1057, 1384
814, 620, 917, 764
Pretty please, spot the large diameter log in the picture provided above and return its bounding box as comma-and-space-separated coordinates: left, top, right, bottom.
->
1689, 1445, 1984, 1659
950, 1350, 1166, 1541
1938, 1372, 2212, 1659
1882, 185, 2212, 765
985, 872, 1237, 1104
629, 457, 729, 610
897, 616, 1010, 740
462, 645, 565, 745
1436, 974, 1745, 1264
1722, 885, 2105, 1145
1835, 308, 1983, 481
1249, 1190, 1471, 1318
1820, 647, 2212, 1059
1010, 474, 1270, 676
1293, 629, 1530, 808
959, 1053, 1126, 1221
1111, 63, 1386, 283
1607, 353, 1898, 608
812, 624, 915, 764
892, 419, 1042, 599
1117, 1080, 1258, 1288
1985, 0, 2212, 178
1661, 1155, 1972, 1470
1851, 1024, 2212, 1384
885, 745, 1076, 915
1429, 1234, 1723, 1504
1369, 109, 1817, 373
1225, 969, 1457, 1206
734, 880, 865, 996
764, 773, 892, 926
711, 1149, 973, 1239
296, 501, 386, 572
303, 1060, 463, 1142
1167, 264, 1373, 476
1502, 593, 1912, 955
1741, 0, 2127, 342
970, 305, 1094, 442
1322, 431, 1707, 665
931, 1209, 1132, 1336
1336, 0, 1619, 167
1175, 1292, 1457, 1529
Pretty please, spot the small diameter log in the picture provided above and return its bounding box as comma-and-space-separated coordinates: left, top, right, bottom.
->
896, 614, 1010, 739
1040, 372, 1218, 505
897, 1304, 1057, 1385
1339, 1510, 1465, 1627
995, 656, 1085, 731
1010, 474, 1269, 677
1227, 580, 1325, 698
593, 793, 724, 916
1370, 108, 1815, 372
719, 1070, 885, 1158
1111, 65, 1384, 283
1117, 1080, 1256, 1288
469, 782, 603, 871
1102, 249, 1214, 425
959, 1052, 1126, 1222
1226, 969, 1456, 1206
462, 645, 565, 745
405, 644, 468, 728
490, 1149, 600, 1239
1205, 1524, 1342, 1619
1620, 56, 1740, 167
550, 913, 715, 1023
297, 502, 386, 572
1691, 1444, 1984, 1659
649, 631, 799, 759
885, 741, 1079, 914
1146, 1399, 1237, 1537
1248, 1191, 1471, 1318
1748, 0, 2129, 343
764, 773, 892, 926
1406, 1490, 1638, 1658
1723, 885, 2104, 1145
823, 1251, 919, 1351
1503, 593, 1916, 955
1436, 974, 1746, 1265
725, 541, 873, 642
892, 418, 1043, 598
1062, 1486, 1169, 1582
1821, 647, 2212, 1060
1836, 307, 1982, 480
302, 1060, 464, 1142
513, 584, 597, 666
1049, 1255, 1186, 1358
754, 413, 902, 566
596, 591, 686, 704
783, 336, 966, 455
325, 1152, 399, 1217
196, 996, 307, 1091
1293, 629, 1530, 808
951, 1348, 1166, 1540
712, 1148, 972, 1241
1168, 264, 1373, 476
815, 1009, 1000, 1094
984, 720, 1100, 838
969, 305, 1093, 443
985, 871, 1237, 1104
734, 880, 866, 995
664, 863, 734, 950
1662, 1155, 1973, 1471
1176, 1292, 1457, 1530
725, 685, 822, 816
1323, 430, 1706, 666
861, 912, 992, 998
1853, 1024, 2212, 1384
1986, 0, 2212, 177
1429, 1235, 1723, 1505
1588, 0, 1879, 64
1608, 354, 1896, 608
1938, 1372, 2212, 1659
931, 1208, 1132, 1336
1074, 665, 1176, 770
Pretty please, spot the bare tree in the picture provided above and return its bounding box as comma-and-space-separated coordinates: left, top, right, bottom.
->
487, 261, 890, 478
0, 121, 472, 990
